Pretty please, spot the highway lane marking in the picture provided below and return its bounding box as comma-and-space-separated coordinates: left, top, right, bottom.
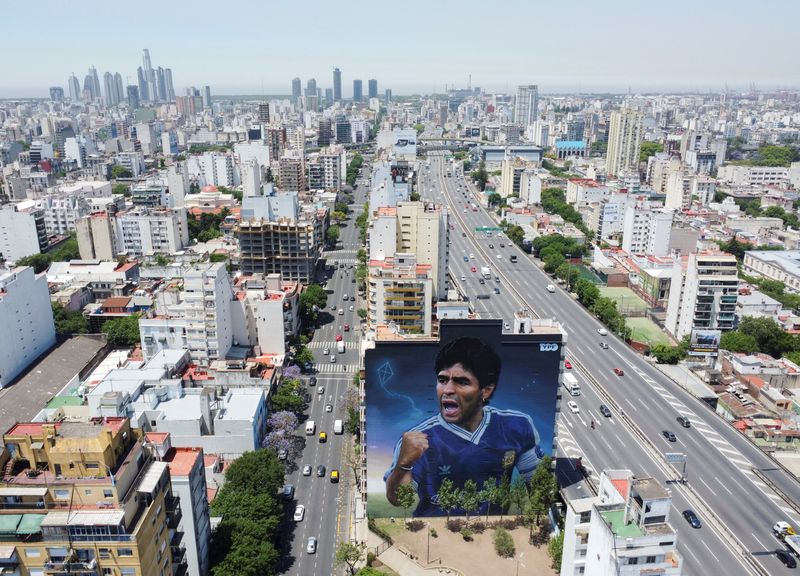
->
624, 398, 638, 411
697, 476, 717, 496
702, 541, 720, 562
683, 544, 702, 568
715, 476, 734, 495
728, 458, 752, 468
751, 532, 771, 552
636, 397, 648, 410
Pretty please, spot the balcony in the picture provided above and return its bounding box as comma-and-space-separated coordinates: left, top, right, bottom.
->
44, 559, 98, 576
171, 544, 186, 565
166, 495, 182, 529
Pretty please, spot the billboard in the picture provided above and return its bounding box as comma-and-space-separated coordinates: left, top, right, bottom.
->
365, 319, 562, 518
688, 329, 721, 356
393, 128, 417, 158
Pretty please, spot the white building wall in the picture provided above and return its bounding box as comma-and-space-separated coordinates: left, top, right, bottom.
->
0, 267, 56, 388
368, 214, 397, 261
0, 206, 42, 262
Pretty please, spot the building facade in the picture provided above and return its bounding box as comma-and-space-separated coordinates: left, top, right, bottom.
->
606, 109, 644, 178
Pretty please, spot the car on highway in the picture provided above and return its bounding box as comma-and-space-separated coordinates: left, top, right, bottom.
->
479, 278, 485, 284
460, 275, 466, 281
302, 465, 312, 476
338, 308, 344, 315
567, 401, 580, 414
293, 504, 305, 521
494, 287, 500, 294
463, 256, 469, 262
500, 243, 505, 248
330, 305, 337, 311
350, 296, 355, 301
565, 360, 572, 369
281, 484, 295, 501
599, 404, 612, 417
682, 509, 701, 529
309, 376, 317, 387
325, 403, 333, 412
470, 266, 477, 272
330, 469, 340, 483
344, 323, 350, 331
323, 348, 329, 355
462, 232, 466, 237
469, 253, 474, 259
662, 430, 677, 442
319, 432, 327, 443
546, 284, 555, 293
335, 334, 343, 341
599, 342, 609, 349
614, 368, 624, 376
306, 537, 317, 554
349, 305, 354, 311
677, 416, 691, 428
489, 244, 494, 249
598, 328, 608, 336
496, 254, 502, 259
776, 548, 797, 568
317, 385, 324, 395
317, 465, 326, 477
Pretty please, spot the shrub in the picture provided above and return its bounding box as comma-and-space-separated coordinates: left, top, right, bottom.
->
494, 517, 522, 530
406, 519, 425, 532
460, 527, 474, 541
446, 518, 465, 533
493, 527, 516, 558
366, 551, 376, 567
470, 520, 487, 534
430, 528, 438, 538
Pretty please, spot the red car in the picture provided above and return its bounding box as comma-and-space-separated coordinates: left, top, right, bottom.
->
614, 368, 624, 376
564, 360, 572, 369
344, 324, 350, 332
335, 334, 343, 342
470, 266, 477, 273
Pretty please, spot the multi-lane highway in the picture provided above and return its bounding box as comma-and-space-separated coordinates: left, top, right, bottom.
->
420, 151, 800, 575
282, 166, 370, 576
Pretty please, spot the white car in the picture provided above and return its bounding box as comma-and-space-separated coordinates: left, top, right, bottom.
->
567, 401, 580, 414
306, 536, 317, 554
503, 322, 510, 330
338, 309, 344, 315
302, 465, 312, 476
293, 504, 305, 521
469, 253, 475, 259
546, 284, 556, 293
460, 275, 466, 281
496, 254, 502, 259
597, 328, 608, 336
323, 348, 330, 355
349, 305, 354, 311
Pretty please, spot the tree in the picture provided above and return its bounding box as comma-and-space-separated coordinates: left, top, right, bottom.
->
299, 284, 327, 320
639, 141, 664, 163
719, 331, 759, 354
112, 184, 130, 196
548, 531, 564, 571
493, 526, 516, 558
101, 315, 140, 347
219, 450, 285, 497
266, 410, 298, 433
470, 160, 488, 191
480, 477, 500, 521
414, 123, 425, 134
509, 477, 529, 515
111, 164, 132, 179
543, 253, 565, 274
332, 210, 348, 223
505, 224, 525, 247
51, 302, 89, 337
335, 542, 366, 575
487, 192, 502, 207
458, 479, 481, 525
738, 316, 794, 359
327, 225, 341, 245
15, 253, 51, 274
650, 344, 686, 364
394, 483, 416, 520
435, 477, 460, 521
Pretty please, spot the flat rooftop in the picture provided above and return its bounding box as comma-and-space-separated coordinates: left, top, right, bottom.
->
0, 336, 106, 447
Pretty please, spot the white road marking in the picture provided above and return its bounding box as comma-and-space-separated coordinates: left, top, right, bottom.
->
715, 476, 734, 495
697, 476, 717, 496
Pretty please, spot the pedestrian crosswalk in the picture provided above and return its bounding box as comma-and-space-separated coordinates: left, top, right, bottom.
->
307, 340, 356, 350
312, 363, 358, 374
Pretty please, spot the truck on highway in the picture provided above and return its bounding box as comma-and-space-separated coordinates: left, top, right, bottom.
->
336, 341, 345, 354
481, 266, 491, 279
563, 373, 581, 396
786, 535, 800, 557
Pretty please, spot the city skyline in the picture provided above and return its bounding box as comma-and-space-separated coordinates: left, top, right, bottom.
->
2, 0, 799, 98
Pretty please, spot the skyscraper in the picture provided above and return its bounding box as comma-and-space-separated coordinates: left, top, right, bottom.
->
68, 74, 81, 101
333, 67, 342, 102
606, 108, 644, 177
143, 48, 156, 103
368, 78, 378, 99
137, 67, 149, 102
164, 69, 175, 101
127, 85, 140, 109
114, 72, 125, 105
157, 67, 167, 101
385, 89, 392, 105
82, 73, 96, 101
49, 86, 64, 102
90, 66, 101, 101
258, 103, 270, 126
513, 84, 538, 126
203, 86, 212, 109
292, 77, 302, 100
353, 79, 363, 102
103, 72, 116, 106
305, 78, 317, 98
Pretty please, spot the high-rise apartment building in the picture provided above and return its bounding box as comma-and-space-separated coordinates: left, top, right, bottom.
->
292, 77, 302, 101
77, 212, 120, 260
318, 118, 333, 147
267, 126, 286, 162
202, 85, 212, 109
137, 66, 149, 102
278, 154, 306, 192
0, 266, 56, 388
305, 78, 317, 98
368, 78, 378, 99
621, 204, 674, 257
49, 86, 64, 102
561, 469, 683, 576
333, 67, 342, 101
666, 251, 739, 340
606, 109, 644, 177
67, 73, 81, 101
353, 79, 363, 102
0, 417, 187, 576
127, 85, 140, 109
0, 204, 47, 263
258, 102, 270, 127
513, 84, 538, 126
116, 207, 189, 258
367, 252, 434, 335
103, 72, 117, 106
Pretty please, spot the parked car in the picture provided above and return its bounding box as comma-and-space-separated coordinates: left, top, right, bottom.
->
281, 484, 295, 501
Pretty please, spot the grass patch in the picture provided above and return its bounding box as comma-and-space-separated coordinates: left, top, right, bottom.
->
626, 317, 673, 346
598, 286, 648, 314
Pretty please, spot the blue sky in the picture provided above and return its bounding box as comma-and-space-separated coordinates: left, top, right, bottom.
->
3, 0, 798, 97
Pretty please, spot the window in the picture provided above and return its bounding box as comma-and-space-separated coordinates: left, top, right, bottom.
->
84, 489, 93, 496
117, 548, 133, 557
646, 555, 656, 563
25, 549, 41, 557
121, 569, 136, 576
54, 489, 70, 500
103, 569, 113, 576
104, 489, 113, 498
628, 557, 638, 565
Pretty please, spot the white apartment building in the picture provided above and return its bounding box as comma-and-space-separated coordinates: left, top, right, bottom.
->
666, 251, 739, 340
622, 204, 674, 257
33, 194, 91, 234
561, 469, 682, 576
513, 84, 538, 127
566, 179, 610, 205
594, 192, 633, 241
518, 169, 542, 205
115, 150, 145, 177
198, 153, 236, 188
116, 207, 189, 257
241, 158, 261, 198
160, 442, 212, 576
743, 250, 800, 294
0, 266, 56, 388
367, 253, 433, 335
665, 169, 691, 210
230, 274, 301, 356
691, 176, 717, 206
717, 165, 789, 187
606, 109, 644, 178
0, 204, 48, 262
139, 262, 233, 365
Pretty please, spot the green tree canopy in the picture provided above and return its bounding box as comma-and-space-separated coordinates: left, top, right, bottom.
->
737, 316, 795, 359
639, 141, 664, 163
110, 164, 132, 179
101, 315, 140, 347
719, 331, 759, 354
327, 225, 341, 245
51, 302, 89, 338
394, 483, 417, 519
299, 284, 328, 318
335, 542, 366, 575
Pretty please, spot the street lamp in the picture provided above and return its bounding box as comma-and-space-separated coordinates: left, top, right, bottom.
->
515, 552, 526, 576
